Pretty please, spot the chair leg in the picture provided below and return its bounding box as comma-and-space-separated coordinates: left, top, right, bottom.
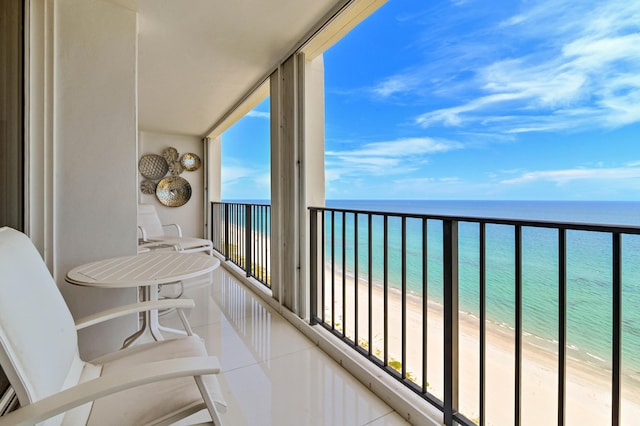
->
194, 375, 223, 426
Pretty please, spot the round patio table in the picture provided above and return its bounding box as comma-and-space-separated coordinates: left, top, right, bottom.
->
66, 251, 219, 346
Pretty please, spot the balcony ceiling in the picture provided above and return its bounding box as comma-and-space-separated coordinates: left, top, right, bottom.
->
137, 0, 343, 137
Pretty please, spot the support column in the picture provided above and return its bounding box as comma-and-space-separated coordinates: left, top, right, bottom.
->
270, 52, 325, 317
270, 68, 283, 303
206, 135, 222, 203
205, 135, 222, 239
298, 53, 325, 319
270, 56, 299, 309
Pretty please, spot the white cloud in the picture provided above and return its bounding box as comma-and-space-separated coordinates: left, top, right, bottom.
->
325, 137, 462, 178
254, 172, 271, 188
450, 0, 472, 6
327, 137, 462, 158
501, 165, 640, 185
246, 110, 270, 119
499, 14, 527, 28
221, 165, 263, 185
222, 163, 271, 199
412, 0, 640, 133
222, 165, 250, 182
416, 92, 527, 127
371, 74, 421, 98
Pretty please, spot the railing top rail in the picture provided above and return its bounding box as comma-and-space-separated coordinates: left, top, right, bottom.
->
212, 201, 271, 207
308, 205, 640, 235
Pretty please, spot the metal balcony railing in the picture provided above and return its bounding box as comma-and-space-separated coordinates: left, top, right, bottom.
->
211, 202, 271, 288
308, 206, 640, 426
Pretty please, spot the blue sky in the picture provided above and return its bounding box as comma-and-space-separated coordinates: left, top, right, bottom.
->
222, 0, 640, 201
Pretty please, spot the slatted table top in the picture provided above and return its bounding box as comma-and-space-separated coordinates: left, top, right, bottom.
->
66, 252, 220, 288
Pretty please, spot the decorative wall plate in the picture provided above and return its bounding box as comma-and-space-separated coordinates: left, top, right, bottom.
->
140, 179, 157, 195
162, 146, 179, 163
181, 153, 201, 171
138, 154, 168, 179
169, 160, 184, 175
156, 176, 191, 207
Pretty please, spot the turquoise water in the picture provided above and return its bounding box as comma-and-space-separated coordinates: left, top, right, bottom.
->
323, 200, 640, 374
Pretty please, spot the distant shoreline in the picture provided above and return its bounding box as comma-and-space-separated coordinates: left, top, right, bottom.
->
327, 262, 640, 379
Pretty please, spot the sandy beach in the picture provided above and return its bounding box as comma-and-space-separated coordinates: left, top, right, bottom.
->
322, 267, 640, 425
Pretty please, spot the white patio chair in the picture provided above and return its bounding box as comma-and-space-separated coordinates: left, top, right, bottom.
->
138, 204, 213, 255
0, 227, 226, 425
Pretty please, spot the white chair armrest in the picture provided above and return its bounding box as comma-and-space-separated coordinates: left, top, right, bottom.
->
75, 299, 195, 330
137, 225, 149, 241
0, 356, 221, 426
162, 223, 183, 237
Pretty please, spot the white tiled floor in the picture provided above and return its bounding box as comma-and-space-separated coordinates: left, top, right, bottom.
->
161, 266, 410, 426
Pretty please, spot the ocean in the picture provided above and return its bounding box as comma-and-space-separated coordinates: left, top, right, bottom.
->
321, 200, 640, 376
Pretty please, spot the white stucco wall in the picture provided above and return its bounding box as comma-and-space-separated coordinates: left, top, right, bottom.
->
52, 0, 139, 359
138, 131, 205, 238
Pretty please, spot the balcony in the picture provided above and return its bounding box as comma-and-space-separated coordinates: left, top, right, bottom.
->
211, 201, 640, 425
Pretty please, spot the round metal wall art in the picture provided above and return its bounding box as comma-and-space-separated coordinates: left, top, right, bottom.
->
156, 176, 192, 207
162, 146, 179, 163
181, 153, 201, 171
140, 179, 157, 195
138, 154, 169, 180
168, 160, 184, 175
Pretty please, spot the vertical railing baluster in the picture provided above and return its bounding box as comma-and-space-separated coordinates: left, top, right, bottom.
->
402, 216, 407, 379
236, 204, 239, 266
259, 205, 262, 281
354, 213, 359, 346
232, 204, 236, 262
262, 205, 266, 283
216, 203, 221, 251
253, 206, 256, 278
232, 204, 236, 263
343, 211, 347, 337
368, 213, 373, 357
210, 203, 215, 249
236, 204, 242, 270
310, 209, 318, 325
558, 228, 567, 426
268, 204, 271, 286
251, 205, 254, 275
254, 205, 257, 278
264, 205, 267, 283
612, 232, 621, 426
230, 204, 234, 262
331, 210, 336, 330
224, 203, 230, 260
480, 222, 486, 426
264, 206, 266, 281
235, 204, 239, 265
259, 205, 262, 280
262, 206, 265, 282
384, 215, 389, 367
422, 217, 429, 394
515, 225, 522, 426
443, 219, 459, 426
321, 210, 326, 324
253, 205, 257, 277
246, 204, 252, 278
209, 201, 218, 249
